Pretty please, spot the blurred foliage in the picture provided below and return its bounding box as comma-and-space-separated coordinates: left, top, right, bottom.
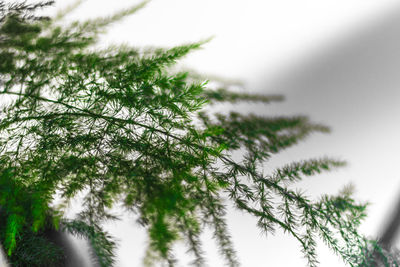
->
0, 0, 391, 266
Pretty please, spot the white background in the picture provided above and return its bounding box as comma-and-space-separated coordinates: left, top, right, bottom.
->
10, 0, 400, 266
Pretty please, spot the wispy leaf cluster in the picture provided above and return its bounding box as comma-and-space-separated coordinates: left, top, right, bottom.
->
0, 1, 389, 266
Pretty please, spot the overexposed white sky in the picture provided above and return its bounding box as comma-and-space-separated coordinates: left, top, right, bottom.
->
13, 0, 400, 266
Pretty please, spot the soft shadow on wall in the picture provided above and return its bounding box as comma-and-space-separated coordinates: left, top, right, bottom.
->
258, 4, 400, 250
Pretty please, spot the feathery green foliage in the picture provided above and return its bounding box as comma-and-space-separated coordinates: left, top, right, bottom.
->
0, 1, 389, 266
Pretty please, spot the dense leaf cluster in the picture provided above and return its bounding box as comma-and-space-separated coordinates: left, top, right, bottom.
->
0, 1, 388, 266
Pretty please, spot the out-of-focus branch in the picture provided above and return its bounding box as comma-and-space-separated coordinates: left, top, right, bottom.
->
379, 192, 400, 249
369, 189, 400, 266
